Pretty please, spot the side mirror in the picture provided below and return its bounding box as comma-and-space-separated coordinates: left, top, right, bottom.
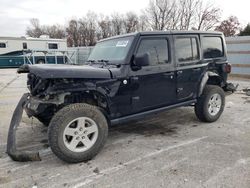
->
134, 53, 150, 67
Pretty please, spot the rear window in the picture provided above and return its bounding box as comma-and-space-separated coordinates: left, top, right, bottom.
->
0, 43, 6, 48
203, 37, 224, 59
176, 37, 199, 63
48, 43, 58, 49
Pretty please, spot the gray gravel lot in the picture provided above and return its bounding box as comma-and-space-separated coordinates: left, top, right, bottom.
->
0, 69, 250, 188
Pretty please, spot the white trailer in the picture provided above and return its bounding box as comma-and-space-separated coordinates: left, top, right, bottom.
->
0, 36, 67, 67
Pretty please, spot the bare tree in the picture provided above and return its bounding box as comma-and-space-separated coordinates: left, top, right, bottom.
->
27, 0, 223, 47
98, 15, 112, 39
144, 0, 221, 31
67, 13, 97, 46
26, 18, 44, 37
239, 24, 250, 36
78, 18, 88, 46
196, 2, 221, 30
168, 3, 181, 30
145, 0, 176, 30
178, 0, 200, 30
111, 13, 124, 35
215, 16, 240, 36
66, 19, 81, 47
26, 18, 66, 39
84, 12, 98, 46
138, 14, 150, 31
43, 25, 66, 39
124, 12, 139, 33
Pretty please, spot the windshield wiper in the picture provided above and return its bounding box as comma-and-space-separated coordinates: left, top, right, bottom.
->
88, 59, 119, 67
96, 59, 109, 66
97, 59, 109, 63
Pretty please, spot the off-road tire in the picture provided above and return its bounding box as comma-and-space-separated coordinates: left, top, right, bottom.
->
195, 85, 225, 122
48, 103, 108, 163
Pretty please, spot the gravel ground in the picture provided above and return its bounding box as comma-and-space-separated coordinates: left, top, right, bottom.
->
0, 69, 250, 188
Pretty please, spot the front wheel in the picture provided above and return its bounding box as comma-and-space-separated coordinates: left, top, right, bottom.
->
195, 85, 225, 122
48, 103, 108, 163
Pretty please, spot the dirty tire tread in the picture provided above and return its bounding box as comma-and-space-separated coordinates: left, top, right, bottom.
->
195, 85, 225, 122
48, 103, 108, 163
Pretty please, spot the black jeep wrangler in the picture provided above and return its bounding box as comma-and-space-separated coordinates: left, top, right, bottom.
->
7, 31, 234, 163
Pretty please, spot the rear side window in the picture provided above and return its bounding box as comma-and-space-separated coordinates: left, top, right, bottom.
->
136, 38, 169, 66
0, 43, 6, 48
23, 42, 27, 49
203, 37, 224, 59
48, 43, 58, 49
175, 37, 199, 63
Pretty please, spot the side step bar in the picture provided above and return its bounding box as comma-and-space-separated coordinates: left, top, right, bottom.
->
110, 100, 197, 125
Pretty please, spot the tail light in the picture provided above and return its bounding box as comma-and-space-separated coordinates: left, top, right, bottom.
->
224, 64, 231, 73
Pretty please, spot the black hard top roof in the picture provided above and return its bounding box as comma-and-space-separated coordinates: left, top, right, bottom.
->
139, 30, 222, 35
99, 30, 223, 42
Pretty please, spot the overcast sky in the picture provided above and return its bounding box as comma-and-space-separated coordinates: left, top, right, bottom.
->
0, 0, 250, 37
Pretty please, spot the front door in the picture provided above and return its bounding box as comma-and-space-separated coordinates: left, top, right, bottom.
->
128, 36, 176, 114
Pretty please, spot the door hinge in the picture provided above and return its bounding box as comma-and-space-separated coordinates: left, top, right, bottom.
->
177, 70, 183, 75
130, 76, 139, 84
177, 88, 183, 93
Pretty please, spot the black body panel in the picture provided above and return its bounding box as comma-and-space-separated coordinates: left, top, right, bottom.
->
22, 64, 112, 79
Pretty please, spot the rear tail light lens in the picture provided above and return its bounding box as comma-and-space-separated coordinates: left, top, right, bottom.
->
224, 64, 231, 73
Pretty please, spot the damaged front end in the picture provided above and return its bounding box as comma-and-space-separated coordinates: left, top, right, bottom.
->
7, 92, 69, 162
7, 64, 119, 162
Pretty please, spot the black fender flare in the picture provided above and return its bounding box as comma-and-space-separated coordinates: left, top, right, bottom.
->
198, 71, 221, 96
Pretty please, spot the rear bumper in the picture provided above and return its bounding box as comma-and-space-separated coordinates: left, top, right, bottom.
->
224, 82, 238, 92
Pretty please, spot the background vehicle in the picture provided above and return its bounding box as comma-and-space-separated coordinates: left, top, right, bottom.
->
0, 36, 67, 67
7, 31, 233, 163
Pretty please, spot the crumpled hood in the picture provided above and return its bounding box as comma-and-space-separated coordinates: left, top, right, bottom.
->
17, 64, 112, 79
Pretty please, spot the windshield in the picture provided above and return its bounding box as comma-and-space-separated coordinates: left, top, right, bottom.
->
88, 36, 134, 62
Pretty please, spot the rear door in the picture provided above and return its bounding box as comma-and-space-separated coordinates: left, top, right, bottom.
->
174, 35, 205, 101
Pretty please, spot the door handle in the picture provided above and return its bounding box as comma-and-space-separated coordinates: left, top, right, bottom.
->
163, 72, 174, 79
163, 72, 174, 76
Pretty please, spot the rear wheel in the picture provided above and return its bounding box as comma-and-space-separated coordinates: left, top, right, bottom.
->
195, 85, 225, 122
36, 59, 45, 64
48, 103, 108, 163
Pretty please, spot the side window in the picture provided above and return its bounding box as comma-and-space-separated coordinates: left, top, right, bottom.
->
203, 37, 223, 59
23, 42, 27, 49
136, 38, 169, 66
0, 43, 6, 48
176, 37, 199, 63
48, 43, 58, 49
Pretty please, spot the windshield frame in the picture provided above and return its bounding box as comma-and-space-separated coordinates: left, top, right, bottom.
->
88, 35, 136, 64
